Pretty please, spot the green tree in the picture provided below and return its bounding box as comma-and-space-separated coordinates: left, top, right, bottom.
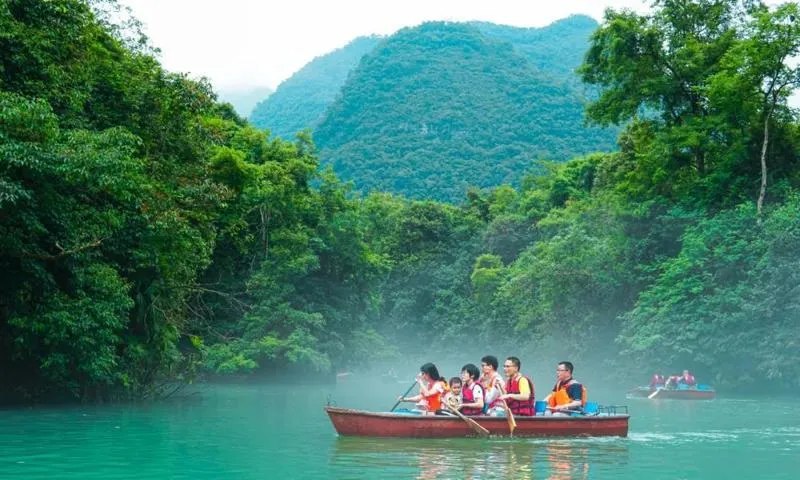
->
620, 199, 800, 387
470, 254, 504, 304
580, 0, 748, 199
709, 3, 800, 220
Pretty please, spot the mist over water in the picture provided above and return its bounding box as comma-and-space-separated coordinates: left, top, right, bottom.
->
360, 342, 646, 401
1, 380, 797, 479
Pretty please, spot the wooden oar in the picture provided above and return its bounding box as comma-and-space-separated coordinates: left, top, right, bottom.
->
390, 381, 418, 412
446, 403, 490, 437
495, 383, 516, 436
501, 401, 517, 436
548, 407, 584, 415
648, 387, 663, 399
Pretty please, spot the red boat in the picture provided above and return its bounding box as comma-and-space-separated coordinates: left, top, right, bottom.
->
626, 386, 715, 400
325, 407, 629, 438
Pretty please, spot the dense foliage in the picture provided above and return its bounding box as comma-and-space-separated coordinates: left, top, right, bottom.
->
248, 36, 381, 139
2, 0, 800, 403
471, 15, 600, 87
0, 0, 387, 400
0, 0, 229, 400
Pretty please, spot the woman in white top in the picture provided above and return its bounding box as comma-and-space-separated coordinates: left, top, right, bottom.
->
480, 355, 506, 415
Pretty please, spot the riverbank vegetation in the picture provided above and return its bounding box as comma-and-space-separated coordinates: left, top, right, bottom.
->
1, 0, 799, 402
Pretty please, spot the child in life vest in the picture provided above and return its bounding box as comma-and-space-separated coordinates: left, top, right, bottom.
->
442, 377, 463, 410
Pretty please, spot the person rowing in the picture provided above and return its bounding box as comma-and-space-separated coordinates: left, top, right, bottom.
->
480, 355, 506, 415
665, 374, 680, 389
678, 369, 696, 386
649, 372, 665, 391
397, 362, 448, 415
498, 356, 535, 416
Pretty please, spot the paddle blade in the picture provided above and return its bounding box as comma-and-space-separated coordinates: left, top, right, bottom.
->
498, 402, 516, 436
447, 404, 490, 437
648, 388, 662, 399
467, 417, 490, 437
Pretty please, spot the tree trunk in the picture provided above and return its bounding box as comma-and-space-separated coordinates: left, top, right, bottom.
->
695, 149, 705, 176
260, 207, 271, 259
757, 114, 769, 224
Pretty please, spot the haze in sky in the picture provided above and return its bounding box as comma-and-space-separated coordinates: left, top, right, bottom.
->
119, 0, 654, 92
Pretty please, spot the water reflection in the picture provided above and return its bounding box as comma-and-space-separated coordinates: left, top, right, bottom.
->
417, 450, 451, 479
545, 443, 588, 480
330, 436, 629, 479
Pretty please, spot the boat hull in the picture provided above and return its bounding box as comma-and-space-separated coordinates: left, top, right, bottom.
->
325, 407, 629, 438
627, 386, 715, 400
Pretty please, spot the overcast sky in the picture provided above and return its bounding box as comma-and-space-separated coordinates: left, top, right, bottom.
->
119, 0, 658, 92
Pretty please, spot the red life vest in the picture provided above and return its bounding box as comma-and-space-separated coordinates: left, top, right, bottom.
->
461, 382, 484, 416
650, 374, 665, 390
506, 374, 535, 416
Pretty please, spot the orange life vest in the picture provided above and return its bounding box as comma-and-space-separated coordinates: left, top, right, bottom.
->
422, 379, 448, 412
547, 379, 587, 408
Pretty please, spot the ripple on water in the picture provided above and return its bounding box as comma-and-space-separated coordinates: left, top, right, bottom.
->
628, 432, 677, 442
676, 431, 739, 441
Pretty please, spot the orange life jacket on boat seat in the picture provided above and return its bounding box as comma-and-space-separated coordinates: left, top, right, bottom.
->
547, 379, 587, 408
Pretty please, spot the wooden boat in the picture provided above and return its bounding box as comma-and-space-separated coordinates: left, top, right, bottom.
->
626, 385, 715, 400
325, 406, 629, 438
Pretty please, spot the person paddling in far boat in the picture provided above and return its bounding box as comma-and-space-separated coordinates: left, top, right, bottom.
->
544, 361, 586, 415
665, 374, 681, 390
459, 364, 485, 416
480, 355, 506, 416
678, 370, 696, 387
498, 356, 535, 416
649, 372, 665, 391
397, 363, 448, 415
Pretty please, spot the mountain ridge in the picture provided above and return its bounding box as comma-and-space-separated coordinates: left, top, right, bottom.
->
249, 35, 383, 138
312, 20, 617, 201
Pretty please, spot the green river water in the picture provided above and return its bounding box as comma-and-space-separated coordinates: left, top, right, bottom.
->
0, 382, 797, 479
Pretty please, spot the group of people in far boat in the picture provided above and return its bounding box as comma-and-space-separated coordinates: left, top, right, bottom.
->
649, 370, 697, 391
396, 356, 587, 416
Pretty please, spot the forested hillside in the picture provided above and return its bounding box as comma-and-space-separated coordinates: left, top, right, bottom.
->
314, 22, 618, 201
472, 14, 600, 86
0, 0, 386, 401
3, 0, 800, 403
248, 36, 382, 139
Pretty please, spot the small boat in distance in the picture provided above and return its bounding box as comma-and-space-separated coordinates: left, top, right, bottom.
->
626, 385, 715, 400
324, 406, 629, 438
